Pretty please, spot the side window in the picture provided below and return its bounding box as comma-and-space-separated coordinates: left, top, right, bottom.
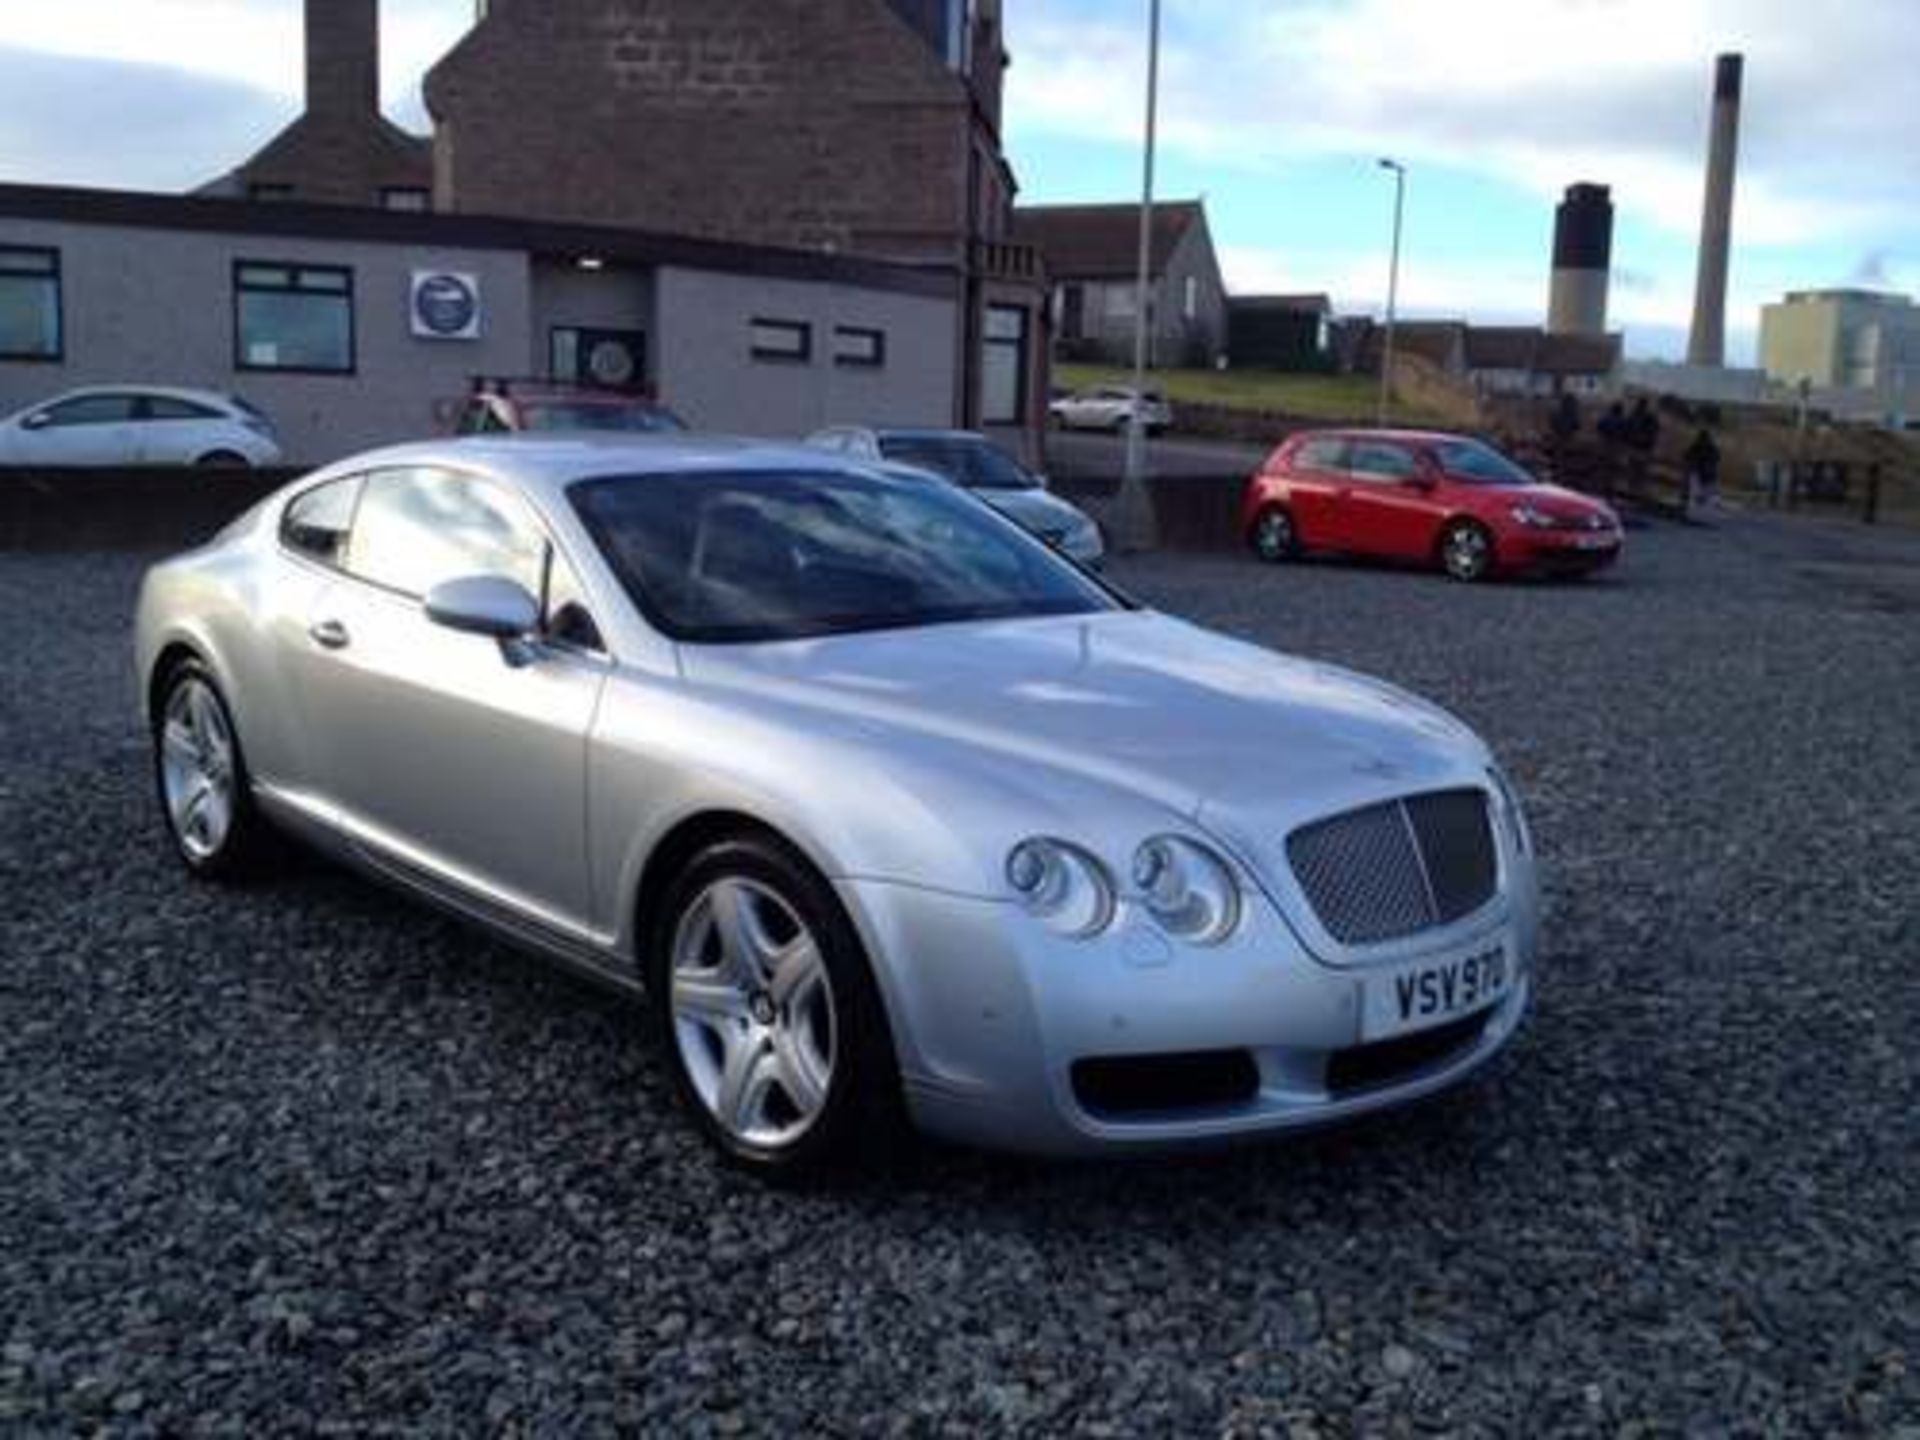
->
1348, 442, 1417, 481
280, 476, 362, 567
1294, 438, 1348, 471
43, 394, 139, 426
346, 468, 546, 600
142, 396, 222, 422
454, 402, 487, 436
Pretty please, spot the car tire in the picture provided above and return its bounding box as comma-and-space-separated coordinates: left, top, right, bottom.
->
195, 450, 251, 469
152, 659, 278, 879
1250, 506, 1298, 563
645, 833, 906, 1178
1439, 519, 1495, 582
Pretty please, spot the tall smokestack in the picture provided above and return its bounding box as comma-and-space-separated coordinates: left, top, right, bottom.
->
1548, 183, 1613, 337
1686, 53, 1743, 367
306, 0, 380, 117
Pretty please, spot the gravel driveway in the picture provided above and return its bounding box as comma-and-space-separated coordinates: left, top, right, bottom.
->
3, 512, 1916, 1435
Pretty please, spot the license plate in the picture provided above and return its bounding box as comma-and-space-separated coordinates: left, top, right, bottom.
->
1362, 938, 1512, 1041
1573, 534, 1615, 551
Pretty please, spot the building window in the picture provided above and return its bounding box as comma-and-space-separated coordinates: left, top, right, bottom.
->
0, 246, 62, 362
1104, 284, 1137, 321
981, 304, 1028, 425
832, 326, 886, 368
1184, 275, 1199, 322
234, 261, 354, 373
750, 318, 811, 363
381, 187, 430, 213
247, 182, 295, 202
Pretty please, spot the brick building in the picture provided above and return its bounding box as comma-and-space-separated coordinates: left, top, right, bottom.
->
419, 0, 1045, 458
203, 0, 432, 210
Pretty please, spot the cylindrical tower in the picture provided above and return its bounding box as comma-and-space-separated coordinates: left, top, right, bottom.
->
1686, 53, 1744, 367
1547, 183, 1613, 336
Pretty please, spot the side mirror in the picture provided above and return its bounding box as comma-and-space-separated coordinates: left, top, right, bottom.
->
1402, 474, 1438, 492
21, 411, 51, 431
424, 575, 541, 664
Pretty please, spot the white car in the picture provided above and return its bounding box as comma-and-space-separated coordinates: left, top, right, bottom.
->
805, 426, 1104, 566
1049, 386, 1173, 435
0, 386, 283, 468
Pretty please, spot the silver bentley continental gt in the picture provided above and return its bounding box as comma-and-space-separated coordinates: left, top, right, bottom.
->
136, 436, 1539, 1174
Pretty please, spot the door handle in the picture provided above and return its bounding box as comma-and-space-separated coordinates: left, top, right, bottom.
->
309, 618, 350, 650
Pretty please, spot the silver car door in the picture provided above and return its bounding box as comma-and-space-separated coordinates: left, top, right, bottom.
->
299, 466, 606, 932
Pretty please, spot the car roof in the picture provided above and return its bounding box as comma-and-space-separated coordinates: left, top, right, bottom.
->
301, 434, 876, 501
45, 384, 237, 406
872, 428, 994, 443
1292, 427, 1471, 446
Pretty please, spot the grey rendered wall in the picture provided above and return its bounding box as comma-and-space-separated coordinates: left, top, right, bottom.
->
0, 217, 531, 465
653, 266, 958, 438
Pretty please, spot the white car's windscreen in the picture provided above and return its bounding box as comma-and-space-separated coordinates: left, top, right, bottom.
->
571, 468, 1119, 642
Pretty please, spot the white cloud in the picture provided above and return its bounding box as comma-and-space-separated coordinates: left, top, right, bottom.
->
1008, 0, 1920, 250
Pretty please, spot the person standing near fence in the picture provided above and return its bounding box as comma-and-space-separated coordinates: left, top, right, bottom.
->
1683, 426, 1721, 517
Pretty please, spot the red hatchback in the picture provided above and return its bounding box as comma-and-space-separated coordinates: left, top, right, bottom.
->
1242, 430, 1623, 581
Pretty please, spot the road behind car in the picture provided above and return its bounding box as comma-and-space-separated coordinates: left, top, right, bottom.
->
1, 512, 1915, 1432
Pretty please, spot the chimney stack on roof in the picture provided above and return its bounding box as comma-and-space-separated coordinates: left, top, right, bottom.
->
306, 0, 381, 117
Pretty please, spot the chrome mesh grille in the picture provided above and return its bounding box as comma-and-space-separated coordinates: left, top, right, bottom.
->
1285, 788, 1497, 945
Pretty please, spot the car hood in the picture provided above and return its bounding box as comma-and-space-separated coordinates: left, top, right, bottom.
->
1469, 481, 1614, 522
973, 487, 1089, 534
680, 610, 1484, 832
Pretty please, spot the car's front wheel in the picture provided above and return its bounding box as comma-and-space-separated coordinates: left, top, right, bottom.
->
152, 660, 276, 878
647, 835, 903, 1176
194, 450, 251, 468
1439, 519, 1495, 582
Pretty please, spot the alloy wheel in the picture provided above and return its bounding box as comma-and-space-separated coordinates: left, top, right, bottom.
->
1254, 509, 1294, 562
1442, 523, 1492, 582
669, 877, 837, 1150
159, 677, 236, 861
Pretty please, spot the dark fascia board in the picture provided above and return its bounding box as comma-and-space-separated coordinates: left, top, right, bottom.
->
0, 182, 961, 301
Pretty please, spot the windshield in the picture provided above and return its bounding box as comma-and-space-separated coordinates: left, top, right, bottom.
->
877, 436, 1039, 490
1432, 440, 1536, 486
571, 468, 1117, 643
521, 401, 686, 434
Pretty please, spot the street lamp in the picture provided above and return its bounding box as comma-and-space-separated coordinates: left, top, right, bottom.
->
1377, 157, 1406, 429
1113, 0, 1163, 551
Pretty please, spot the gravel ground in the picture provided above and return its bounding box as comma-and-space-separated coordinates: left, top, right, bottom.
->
3, 512, 1917, 1436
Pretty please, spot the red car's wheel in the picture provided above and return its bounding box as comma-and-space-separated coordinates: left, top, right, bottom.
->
1250, 506, 1297, 564
1439, 519, 1495, 582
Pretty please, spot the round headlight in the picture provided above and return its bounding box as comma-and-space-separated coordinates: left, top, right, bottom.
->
1006, 838, 1116, 938
1131, 835, 1242, 945
1487, 765, 1532, 856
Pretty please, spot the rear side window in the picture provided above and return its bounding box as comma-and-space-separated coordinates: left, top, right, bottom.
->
142, 396, 222, 421
346, 467, 546, 600
281, 477, 362, 566
1348, 442, 1417, 480
1292, 438, 1348, 471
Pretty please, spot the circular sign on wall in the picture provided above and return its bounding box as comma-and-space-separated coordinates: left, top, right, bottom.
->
584, 336, 639, 387
410, 271, 481, 340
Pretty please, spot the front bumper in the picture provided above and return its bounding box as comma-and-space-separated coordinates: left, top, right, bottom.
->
837, 876, 1535, 1157
1500, 528, 1622, 573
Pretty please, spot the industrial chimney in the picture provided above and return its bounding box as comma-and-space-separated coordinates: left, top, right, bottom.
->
1686, 53, 1743, 367
1547, 183, 1613, 337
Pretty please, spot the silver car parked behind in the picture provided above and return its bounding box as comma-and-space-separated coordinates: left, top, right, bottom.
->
137, 436, 1538, 1175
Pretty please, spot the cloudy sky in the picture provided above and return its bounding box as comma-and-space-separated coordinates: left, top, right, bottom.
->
1, 0, 1915, 362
